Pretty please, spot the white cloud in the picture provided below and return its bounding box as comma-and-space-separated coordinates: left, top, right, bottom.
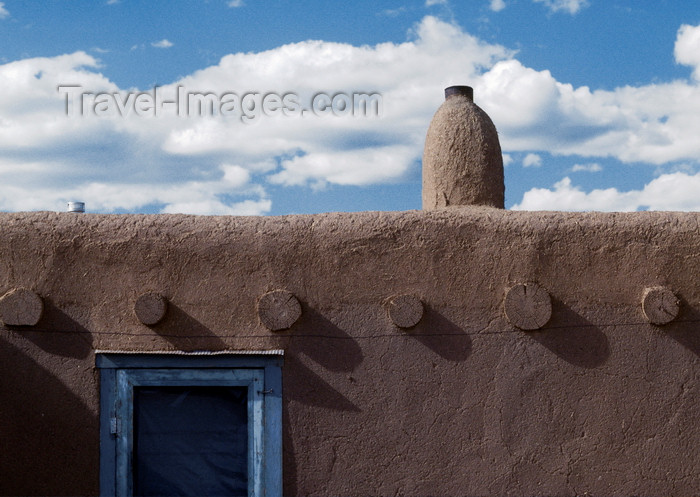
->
151, 39, 173, 49
475, 40, 700, 165
513, 172, 700, 211
106, 0, 120, 5
571, 163, 602, 172
425, 0, 448, 6
502, 153, 513, 166
0, 52, 116, 149
0, 2, 8, 19
227, 0, 245, 6
532, 0, 589, 14
161, 198, 270, 215
268, 145, 417, 188
0, 160, 269, 215
675, 24, 700, 81
523, 153, 542, 167
490, 0, 506, 12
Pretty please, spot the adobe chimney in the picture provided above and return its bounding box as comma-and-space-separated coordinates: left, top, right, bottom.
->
422, 86, 505, 209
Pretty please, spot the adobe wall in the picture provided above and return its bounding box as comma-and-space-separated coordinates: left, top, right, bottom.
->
0, 209, 699, 496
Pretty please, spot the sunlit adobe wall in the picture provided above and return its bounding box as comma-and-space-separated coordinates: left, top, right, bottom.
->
0, 209, 699, 496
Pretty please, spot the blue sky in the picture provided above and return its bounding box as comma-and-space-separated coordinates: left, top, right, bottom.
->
1, 0, 699, 214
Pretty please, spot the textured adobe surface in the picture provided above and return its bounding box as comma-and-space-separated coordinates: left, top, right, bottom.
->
0, 209, 699, 496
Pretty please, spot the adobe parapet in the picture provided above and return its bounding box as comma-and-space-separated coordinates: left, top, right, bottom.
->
1, 209, 699, 496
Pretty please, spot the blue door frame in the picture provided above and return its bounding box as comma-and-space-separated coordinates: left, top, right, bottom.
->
96, 353, 283, 497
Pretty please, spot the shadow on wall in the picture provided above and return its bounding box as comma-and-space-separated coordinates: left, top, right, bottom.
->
0, 335, 98, 496
281, 354, 362, 497
527, 297, 610, 369
281, 305, 364, 497
288, 305, 364, 373
665, 296, 700, 356
17, 298, 93, 359
151, 301, 227, 350
284, 305, 363, 410
280, 302, 473, 495
410, 303, 472, 362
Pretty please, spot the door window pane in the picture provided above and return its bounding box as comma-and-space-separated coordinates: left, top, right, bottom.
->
133, 386, 248, 497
